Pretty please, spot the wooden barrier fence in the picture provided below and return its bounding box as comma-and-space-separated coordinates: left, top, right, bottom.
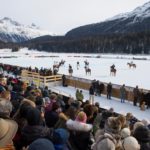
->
65, 76, 149, 102
21, 70, 62, 87
21, 70, 149, 102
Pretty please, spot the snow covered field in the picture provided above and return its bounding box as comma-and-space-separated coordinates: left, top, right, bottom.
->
50, 86, 150, 121
0, 48, 150, 121
1, 48, 150, 90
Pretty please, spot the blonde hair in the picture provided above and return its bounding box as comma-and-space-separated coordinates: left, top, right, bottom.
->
0, 91, 11, 100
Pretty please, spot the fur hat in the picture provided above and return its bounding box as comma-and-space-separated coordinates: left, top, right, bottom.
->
107, 117, 122, 133
76, 111, 87, 123
122, 136, 140, 150
28, 138, 55, 150
0, 118, 18, 147
121, 128, 131, 139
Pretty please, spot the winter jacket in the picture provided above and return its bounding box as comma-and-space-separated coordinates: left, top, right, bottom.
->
21, 125, 53, 147
66, 119, 94, 150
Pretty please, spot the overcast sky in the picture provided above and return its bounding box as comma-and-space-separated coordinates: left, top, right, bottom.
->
0, 0, 149, 35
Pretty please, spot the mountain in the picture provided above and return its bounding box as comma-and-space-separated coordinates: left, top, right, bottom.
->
0, 17, 52, 43
66, 1, 150, 38
16, 1, 150, 54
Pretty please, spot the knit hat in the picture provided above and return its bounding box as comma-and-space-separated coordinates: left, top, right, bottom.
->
122, 136, 140, 150
0, 118, 18, 147
133, 121, 144, 132
121, 128, 131, 139
76, 111, 87, 123
93, 133, 116, 150
53, 128, 69, 150
28, 138, 55, 150
133, 126, 150, 143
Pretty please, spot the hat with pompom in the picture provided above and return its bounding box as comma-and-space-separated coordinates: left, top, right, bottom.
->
76, 111, 87, 123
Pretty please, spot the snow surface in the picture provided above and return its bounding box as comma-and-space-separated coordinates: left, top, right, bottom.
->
49, 85, 150, 122
0, 17, 53, 42
1, 48, 150, 90
107, 1, 150, 22
0, 48, 150, 121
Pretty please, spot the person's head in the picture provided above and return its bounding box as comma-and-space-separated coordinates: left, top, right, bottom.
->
0, 100, 12, 117
0, 118, 18, 147
133, 125, 150, 143
106, 117, 122, 134
76, 111, 87, 123
0, 77, 7, 86
53, 128, 69, 149
0, 91, 11, 100
26, 107, 41, 126
28, 138, 55, 150
121, 128, 131, 139
50, 93, 57, 101
83, 104, 94, 118
122, 136, 140, 150
133, 121, 144, 132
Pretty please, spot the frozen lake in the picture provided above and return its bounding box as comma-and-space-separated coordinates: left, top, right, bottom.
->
1, 48, 150, 90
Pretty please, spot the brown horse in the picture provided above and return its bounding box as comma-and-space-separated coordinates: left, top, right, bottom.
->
53, 64, 60, 69
110, 68, 116, 76
127, 63, 136, 69
85, 68, 91, 75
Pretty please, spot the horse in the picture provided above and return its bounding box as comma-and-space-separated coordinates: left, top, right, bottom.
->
85, 67, 91, 75
53, 64, 60, 69
127, 62, 136, 69
59, 60, 65, 66
110, 68, 116, 76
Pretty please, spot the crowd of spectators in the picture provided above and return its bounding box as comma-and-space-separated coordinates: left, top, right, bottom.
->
0, 63, 58, 77
0, 73, 150, 150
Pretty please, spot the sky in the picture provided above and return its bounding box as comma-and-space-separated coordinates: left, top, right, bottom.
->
0, 0, 149, 35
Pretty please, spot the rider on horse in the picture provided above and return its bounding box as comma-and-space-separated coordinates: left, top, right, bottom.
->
111, 64, 115, 69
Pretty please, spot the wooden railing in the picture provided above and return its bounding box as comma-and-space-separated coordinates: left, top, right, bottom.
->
65, 76, 149, 102
21, 70, 62, 87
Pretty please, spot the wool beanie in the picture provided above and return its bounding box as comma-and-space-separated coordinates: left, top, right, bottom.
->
28, 138, 55, 150
121, 128, 131, 139
133, 126, 150, 143
123, 136, 140, 150
53, 128, 69, 144
76, 111, 87, 123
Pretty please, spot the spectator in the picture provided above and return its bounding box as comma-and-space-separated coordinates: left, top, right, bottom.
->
120, 84, 126, 103
133, 85, 140, 106
62, 74, 66, 87
76, 89, 84, 102
133, 126, 150, 150
28, 138, 55, 150
99, 82, 104, 96
0, 95, 18, 149
107, 82, 112, 100
89, 85, 95, 105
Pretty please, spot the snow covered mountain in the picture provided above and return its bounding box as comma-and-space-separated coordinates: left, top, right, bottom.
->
108, 1, 150, 22
66, 1, 150, 37
0, 17, 52, 43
